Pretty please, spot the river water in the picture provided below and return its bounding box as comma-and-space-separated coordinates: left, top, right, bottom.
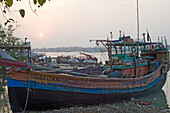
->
0, 52, 169, 112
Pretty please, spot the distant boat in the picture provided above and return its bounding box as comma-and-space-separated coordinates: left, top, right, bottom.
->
83, 58, 97, 64
68, 57, 80, 63
44, 61, 59, 68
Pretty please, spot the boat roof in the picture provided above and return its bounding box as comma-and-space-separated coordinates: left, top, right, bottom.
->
107, 42, 162, 46
90, 39, 162, 46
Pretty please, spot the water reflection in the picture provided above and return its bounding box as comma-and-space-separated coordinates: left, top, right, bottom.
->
163, 71, 170, 107
136, 89, 168, 108
135, 72, 170, 109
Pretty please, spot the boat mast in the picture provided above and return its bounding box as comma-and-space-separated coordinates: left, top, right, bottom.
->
109, 41, 113, 73
137, 0, 140, 65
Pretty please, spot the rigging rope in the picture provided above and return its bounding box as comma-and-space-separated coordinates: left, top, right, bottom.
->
98, 43, 108, 62
22, 73, 30, 113
128, 18, 136, 35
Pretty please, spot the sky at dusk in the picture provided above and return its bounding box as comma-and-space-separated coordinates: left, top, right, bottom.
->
0, 0, 170, 48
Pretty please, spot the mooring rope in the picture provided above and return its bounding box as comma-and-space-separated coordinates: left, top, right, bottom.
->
97, 43, 107, 62
22, 74, 30, 113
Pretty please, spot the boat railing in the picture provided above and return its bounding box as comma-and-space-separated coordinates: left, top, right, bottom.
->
26, 63, 163, 90
31, 62, 163, 81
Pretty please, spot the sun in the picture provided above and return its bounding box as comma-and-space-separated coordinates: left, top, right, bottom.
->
39, 33, 43, 37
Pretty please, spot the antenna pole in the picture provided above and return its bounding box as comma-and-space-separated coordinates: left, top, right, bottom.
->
110, 32, 113, 41
137, 0, 140, 65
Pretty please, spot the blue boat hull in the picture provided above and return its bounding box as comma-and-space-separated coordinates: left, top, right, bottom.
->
8, 73, 167, 112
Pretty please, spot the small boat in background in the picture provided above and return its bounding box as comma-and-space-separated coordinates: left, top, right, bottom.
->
55, 55, 71, 64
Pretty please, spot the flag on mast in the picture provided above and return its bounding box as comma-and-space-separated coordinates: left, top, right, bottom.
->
146, 29, 150, 42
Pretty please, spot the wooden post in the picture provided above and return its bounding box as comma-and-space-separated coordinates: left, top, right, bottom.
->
143, 33, 146, 50
124, 40, 126, 61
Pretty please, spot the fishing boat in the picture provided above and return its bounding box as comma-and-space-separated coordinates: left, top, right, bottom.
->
0, 33, 169, 112
0, 1, 169, 113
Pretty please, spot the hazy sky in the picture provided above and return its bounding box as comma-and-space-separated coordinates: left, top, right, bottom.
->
1, 0, 170, 48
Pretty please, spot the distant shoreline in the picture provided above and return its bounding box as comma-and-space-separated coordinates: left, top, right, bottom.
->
32, 45, 170, 53
32, 46, 107, 52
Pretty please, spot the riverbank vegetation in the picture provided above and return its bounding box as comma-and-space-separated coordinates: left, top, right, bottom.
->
0, 23, 28, 90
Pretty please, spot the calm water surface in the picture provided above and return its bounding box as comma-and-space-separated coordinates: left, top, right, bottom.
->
0, 52, 169, 112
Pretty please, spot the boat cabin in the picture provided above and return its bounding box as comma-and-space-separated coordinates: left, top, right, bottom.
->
92, 36, 169, 78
